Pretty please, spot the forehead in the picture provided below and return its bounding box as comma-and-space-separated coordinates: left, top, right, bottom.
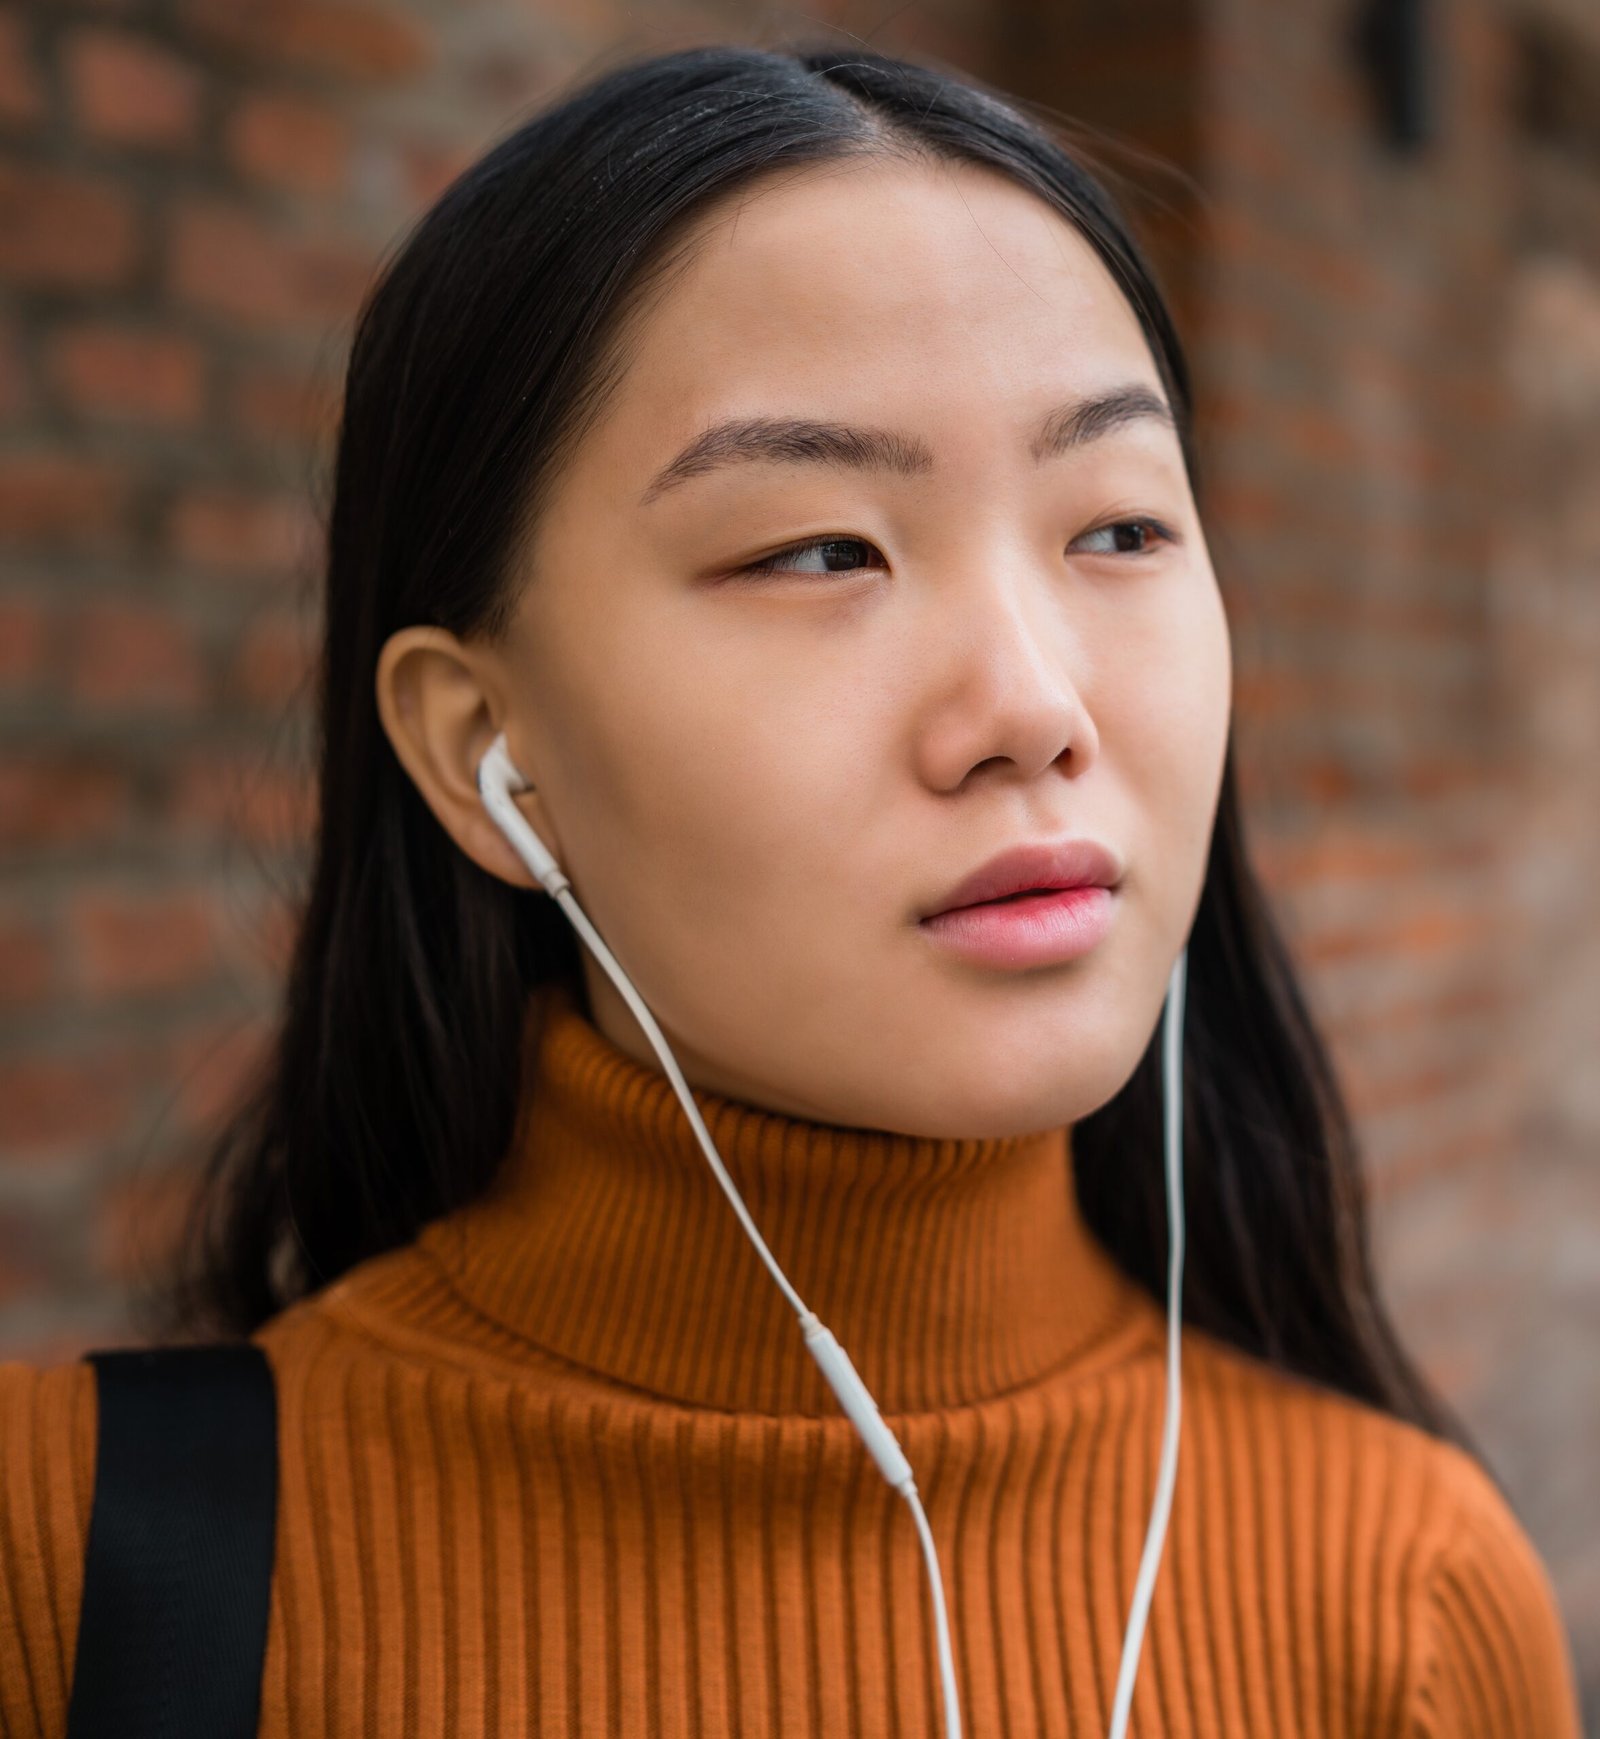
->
579, 158, 1160, 486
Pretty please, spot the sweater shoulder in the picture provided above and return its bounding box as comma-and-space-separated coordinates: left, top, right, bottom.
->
0, 1355, 99, 1739
1405, 1435, 1583, 1738
1173, 1322, 1582, 1737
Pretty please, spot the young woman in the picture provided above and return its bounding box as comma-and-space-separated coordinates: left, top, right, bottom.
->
1, 39, 1582, 1739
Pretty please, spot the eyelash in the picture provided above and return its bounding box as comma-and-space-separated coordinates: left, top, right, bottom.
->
737, 515, 1179, 580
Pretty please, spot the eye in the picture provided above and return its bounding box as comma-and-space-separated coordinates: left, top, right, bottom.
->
733, 515, 1178, 582
738, 535, 885, 580
1071, 515, 1178, 558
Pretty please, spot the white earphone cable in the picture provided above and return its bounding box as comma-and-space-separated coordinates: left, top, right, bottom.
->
477, 731, 1185, 1739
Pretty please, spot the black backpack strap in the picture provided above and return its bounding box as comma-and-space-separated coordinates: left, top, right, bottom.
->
66, 1342, 278, 1739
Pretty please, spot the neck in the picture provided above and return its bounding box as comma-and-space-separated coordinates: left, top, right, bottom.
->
415, 977, 1150, 1415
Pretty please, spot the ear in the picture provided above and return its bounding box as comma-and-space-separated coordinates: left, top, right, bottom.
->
373, 624, 563, 891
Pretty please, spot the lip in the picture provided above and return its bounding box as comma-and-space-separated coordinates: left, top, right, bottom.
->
917, 884, 1117, 968
918, 838, 1124, 921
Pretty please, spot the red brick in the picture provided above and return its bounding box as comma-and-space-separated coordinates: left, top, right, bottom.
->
1341, 978, 1510, 1043
1349, 1058, 1466, 1121
166, 748, 316, 849
0, 453, 136, 552
542, 0, 627, 37
1371, 1120, 1515, 1207
163, 1011, 274, 1133
1388, 434, 1447, 488
459, 39, 548, 115
225, 90, 348, 196
0, 12, 47, 131
1209, 110, 1288, 192
0, 1207, 54, 1311
62, 26, 204, 151
1395, 755, 1491, 800
1231, 666, 1303, 720
0, 310, 31, 420
396, 132, 478, 209
68, 882, 218, 1002
93, 1160, 200, 1285
0, 591, 53, 691
0, 909, 56, 1008
46, 321, 207, 426
0, 754, 132, 853
229, 607, 317, 707
167, 196, 375, 329
1272, 585, 1466, 638
62, 596, 208, 712
1204, 473, 1285, 532
229, 355, 342, 445
165, 482, 318, 575
0, 1047, 140, 1161
176, 0, 433, 86
1286, 755, 1361, 805
1302, 905, 1484, 970
1277, 404, 1361, 467
0, 162, 140, 289
1263, 829, 1488, 888
254, 893, 300, 977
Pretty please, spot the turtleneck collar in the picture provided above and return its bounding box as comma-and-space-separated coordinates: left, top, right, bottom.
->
415, 976, 1152, 1417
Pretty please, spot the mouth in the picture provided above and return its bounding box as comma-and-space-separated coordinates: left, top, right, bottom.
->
955, 887, 1060, 907
916, 881, 1119, 967
917, 837, 1124, 923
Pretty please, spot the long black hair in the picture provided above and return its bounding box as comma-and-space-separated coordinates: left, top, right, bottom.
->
149, 36, 1488, 1476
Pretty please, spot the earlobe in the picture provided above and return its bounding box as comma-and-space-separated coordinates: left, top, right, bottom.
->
469, 806, 543, 890
470, 779, 561, 892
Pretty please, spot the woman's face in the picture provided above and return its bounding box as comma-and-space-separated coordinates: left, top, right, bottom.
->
436, 156, 1229, 1137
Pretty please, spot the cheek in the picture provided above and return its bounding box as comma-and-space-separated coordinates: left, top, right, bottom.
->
1136, 601, 1232, 912
571, 664, 837, 923
683, 728, 848, 919
1182, 589, 1234, 805
1123, 579, 1230, 759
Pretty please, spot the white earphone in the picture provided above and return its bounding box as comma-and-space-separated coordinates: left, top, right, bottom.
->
476, 728, 1187, 1739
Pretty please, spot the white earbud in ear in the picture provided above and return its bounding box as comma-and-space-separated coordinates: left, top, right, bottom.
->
476, 730, 570, 898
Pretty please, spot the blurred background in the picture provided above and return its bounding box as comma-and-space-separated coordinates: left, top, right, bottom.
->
0, 0, 1596, 1718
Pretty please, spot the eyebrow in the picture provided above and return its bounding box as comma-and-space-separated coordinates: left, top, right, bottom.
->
638, 382, 1177, 507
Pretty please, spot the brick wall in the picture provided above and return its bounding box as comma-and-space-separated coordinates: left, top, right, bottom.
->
1, 0, 478, 1362
999, 0, 1599, 1706
1196, 3, 1599, 1706
2, 0, 1595, 1711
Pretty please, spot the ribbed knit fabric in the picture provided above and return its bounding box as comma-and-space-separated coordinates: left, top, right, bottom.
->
0, 976, 1583, 1737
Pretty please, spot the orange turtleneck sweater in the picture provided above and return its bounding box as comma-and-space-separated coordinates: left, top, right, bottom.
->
0, 978, 1583, 1737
